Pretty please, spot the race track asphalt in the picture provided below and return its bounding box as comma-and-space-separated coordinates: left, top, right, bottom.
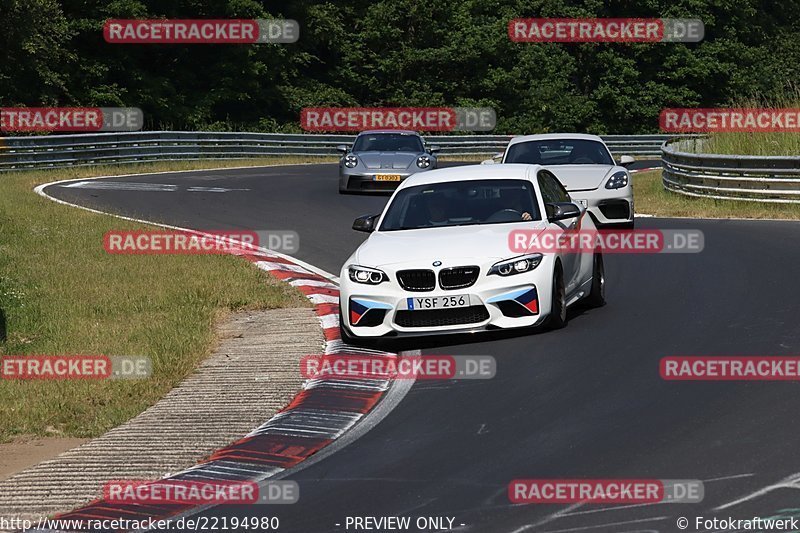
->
46, 161, 800, 532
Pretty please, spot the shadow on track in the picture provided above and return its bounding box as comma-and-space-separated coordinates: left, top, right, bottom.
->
369, 302, 600, 352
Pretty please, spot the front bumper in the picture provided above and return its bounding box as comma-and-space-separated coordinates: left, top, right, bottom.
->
569, 187, 634, 227
339, 167, 432, 192
339, 262, 555, 338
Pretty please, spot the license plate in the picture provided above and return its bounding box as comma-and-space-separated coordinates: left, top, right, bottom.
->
375, 174, 401, 181
406, 295, 471, 310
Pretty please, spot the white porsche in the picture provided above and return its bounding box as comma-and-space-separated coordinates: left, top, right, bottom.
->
486, 134, 635, 228
338, 164, 605, 341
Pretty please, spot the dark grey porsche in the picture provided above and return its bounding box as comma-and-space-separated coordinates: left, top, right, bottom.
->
337, 130, 439, 193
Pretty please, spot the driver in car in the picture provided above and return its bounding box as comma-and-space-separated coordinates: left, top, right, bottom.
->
425, 196, 450, 225
499, 189, 533, 221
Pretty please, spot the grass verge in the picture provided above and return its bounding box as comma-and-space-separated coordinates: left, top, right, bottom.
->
634, 170, 800, 220
680, 86, 800, 156
0, 157, 316, 443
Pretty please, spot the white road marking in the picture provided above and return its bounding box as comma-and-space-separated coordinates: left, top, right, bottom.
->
715, 472, 800, 511
289, 279, 338, 289
254, 261, 308, 274
319, 313, 339, 329
187, 186, 250, 192
557, 473, 755, 518
537, 516, 668, 533
307, 293, 339, 305
60, 181, 250, 193
61, 181, 178, 191
703, 473, 754, 483
507, 503, 584, 533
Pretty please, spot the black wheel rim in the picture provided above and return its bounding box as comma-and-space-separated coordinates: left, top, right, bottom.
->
555, 272, 566, 321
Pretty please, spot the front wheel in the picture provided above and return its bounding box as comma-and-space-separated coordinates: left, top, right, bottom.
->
585, 251, 606, 308
544, 264, 567, 330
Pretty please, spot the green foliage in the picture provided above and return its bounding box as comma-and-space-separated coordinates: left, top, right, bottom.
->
1, 0, 798, 133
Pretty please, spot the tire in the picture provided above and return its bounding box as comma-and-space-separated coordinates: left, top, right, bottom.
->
544, 263, 568, 330
585, 251, 606, 308
338, 176, 350, 194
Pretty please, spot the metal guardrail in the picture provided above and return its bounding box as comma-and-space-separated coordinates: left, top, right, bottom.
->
0, 132, 673, 171
662, 138, 800, 204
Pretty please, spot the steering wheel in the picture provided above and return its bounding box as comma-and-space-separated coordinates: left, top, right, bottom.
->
486, 209, 523, 223
572, 156, 594, 164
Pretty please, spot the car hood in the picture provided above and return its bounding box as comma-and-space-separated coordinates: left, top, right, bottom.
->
356, 152, 420, 170
544, 165, 622, 191
355, 222, 548, 268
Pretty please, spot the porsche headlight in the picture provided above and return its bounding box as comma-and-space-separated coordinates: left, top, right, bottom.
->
488, 254, 543, 276
348, 265, 389, 285
605, 170, 629, 189
344, 154, 359, 168
416, 155, 432, 169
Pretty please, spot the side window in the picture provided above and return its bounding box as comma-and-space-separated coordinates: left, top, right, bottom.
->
538, 170, 570, 203
551, 174, 571, 202
537, 171, 558, 203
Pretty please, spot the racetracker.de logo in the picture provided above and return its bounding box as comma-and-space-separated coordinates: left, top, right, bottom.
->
301, 354, 496, 380
507, 229, 704, 254
103, 19, 299, 44
661, 356, 800, 380
104, 230, 260, 255
508, 479, 704, 504
660, 108, 800, 132
0, 355, 151, 380
0, 108, 143, 132
300, 107, 496, 132
509, 18, 704, 43
104, 480, 259, 504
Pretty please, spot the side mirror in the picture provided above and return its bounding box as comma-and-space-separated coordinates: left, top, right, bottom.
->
618, 155, 635, 167
336, 145, 349, 154
427, 145, 441, 154
353, 214, 380, 233
480, 152, 504, 165
546, 202, 581, 222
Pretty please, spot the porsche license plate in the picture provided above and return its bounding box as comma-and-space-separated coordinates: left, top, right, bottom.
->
375, 174, 401, 181
406, 295, 471, 310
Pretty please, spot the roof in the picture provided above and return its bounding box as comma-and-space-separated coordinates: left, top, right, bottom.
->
507, 133, 604, 145
397, 163, 541, 189
356, 130, 420, 136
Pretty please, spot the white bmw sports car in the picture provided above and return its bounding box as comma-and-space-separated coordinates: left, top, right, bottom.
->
338, 164, 605, 341
490, 134, 635, 228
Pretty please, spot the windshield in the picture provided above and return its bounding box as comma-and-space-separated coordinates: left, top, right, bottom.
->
504, 139, 614, 165
379, 179, 540, 231
352, 133, 424, 152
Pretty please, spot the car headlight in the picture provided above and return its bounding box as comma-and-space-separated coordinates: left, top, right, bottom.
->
488, 254, 543, 276
348, 265, 389, 285
605, 170, 629, 189
416, 155, 431, 169
344, 154, 358, 168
